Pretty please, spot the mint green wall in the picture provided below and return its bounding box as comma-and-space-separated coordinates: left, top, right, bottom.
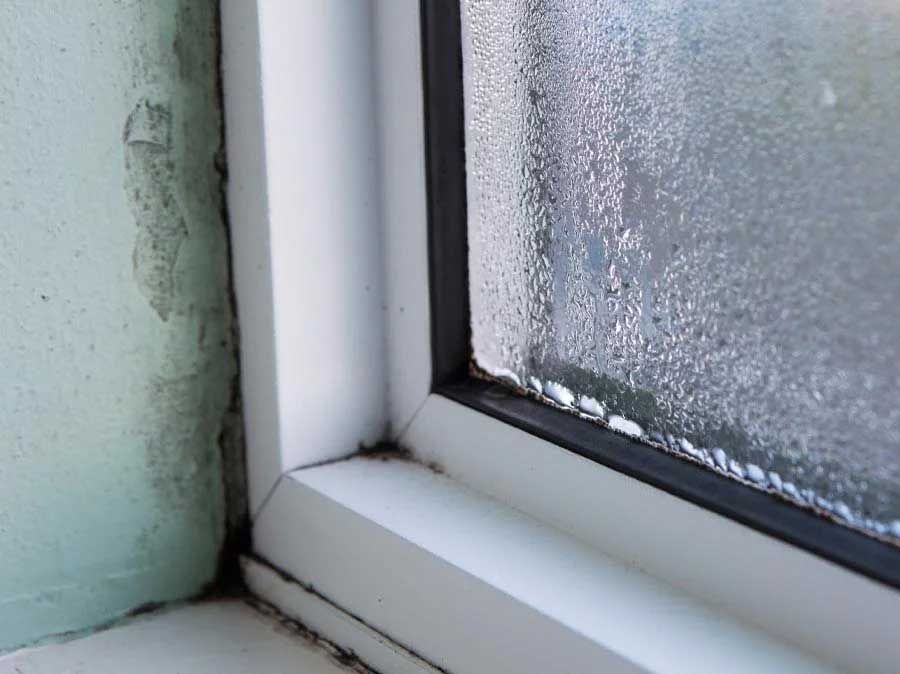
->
0, 1, 235, 651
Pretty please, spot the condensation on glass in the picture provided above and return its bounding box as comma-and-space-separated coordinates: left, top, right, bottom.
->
463, 0, 900, 539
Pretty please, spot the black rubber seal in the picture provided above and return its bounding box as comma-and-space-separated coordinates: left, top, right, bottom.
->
420, 0, 470, 386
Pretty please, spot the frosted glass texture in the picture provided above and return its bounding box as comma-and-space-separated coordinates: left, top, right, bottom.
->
464, 0, 900, 538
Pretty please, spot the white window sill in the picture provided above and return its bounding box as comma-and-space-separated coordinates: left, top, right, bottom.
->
251, 445, 842, 674
1, 600, 353, 674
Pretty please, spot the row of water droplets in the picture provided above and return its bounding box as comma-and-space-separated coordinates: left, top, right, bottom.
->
463, 0, 900, 524
481, 362, 900, 544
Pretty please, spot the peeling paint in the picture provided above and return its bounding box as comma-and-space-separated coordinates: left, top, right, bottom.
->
145, 373, 208, 510
124, 99, 187, 322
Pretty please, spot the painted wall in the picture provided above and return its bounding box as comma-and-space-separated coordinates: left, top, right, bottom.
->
0, 0, 237, 651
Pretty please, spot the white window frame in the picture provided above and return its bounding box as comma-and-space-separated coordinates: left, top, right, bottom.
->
221, 2, 900, 673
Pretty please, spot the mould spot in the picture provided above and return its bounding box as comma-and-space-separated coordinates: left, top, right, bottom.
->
144, 372, 210, 511
124, 99, 187, 321
358, 443, 413, 463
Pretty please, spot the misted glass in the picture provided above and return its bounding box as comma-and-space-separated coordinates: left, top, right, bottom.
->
463, 0, 900, 539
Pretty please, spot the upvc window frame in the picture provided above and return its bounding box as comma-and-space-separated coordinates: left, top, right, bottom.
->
221, 2, 900, 673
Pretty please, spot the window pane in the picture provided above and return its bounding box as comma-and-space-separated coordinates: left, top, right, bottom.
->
463, 0, 900, 539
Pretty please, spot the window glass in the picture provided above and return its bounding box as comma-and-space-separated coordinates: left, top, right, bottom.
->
463, 0, 900, 539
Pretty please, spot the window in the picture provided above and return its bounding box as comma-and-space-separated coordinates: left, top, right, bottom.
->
225, 2, 900, 672
447, 0, 900, 577
430, 0, 900, 587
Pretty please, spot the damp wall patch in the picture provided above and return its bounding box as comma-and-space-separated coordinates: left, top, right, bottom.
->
0, 0, 240, 651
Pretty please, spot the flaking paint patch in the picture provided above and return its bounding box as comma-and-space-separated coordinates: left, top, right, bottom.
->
124, 0, 242, 577
124, 99, 187, 322
144, 373, 212, 511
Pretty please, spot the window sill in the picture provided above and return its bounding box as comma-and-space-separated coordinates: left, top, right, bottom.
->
250, 440, 842, 674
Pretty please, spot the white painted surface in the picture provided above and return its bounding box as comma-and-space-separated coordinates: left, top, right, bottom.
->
0, 600, 354, 674
371, 0, 433, 436
254, 457, 835, 674
243, 557, 438, 674
403, 394, 900, 674
222, 0, 389, 516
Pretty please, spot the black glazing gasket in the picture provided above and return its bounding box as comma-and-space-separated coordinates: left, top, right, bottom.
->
419, 0, 900, 591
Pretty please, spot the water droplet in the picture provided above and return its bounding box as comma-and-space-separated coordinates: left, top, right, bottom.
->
712, 448, 728, 471
577, 395, 604, 418
820, 79, 837, 108
608, 415, 644, 438
545, 381, 575, 407
746, 464, 767, 484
